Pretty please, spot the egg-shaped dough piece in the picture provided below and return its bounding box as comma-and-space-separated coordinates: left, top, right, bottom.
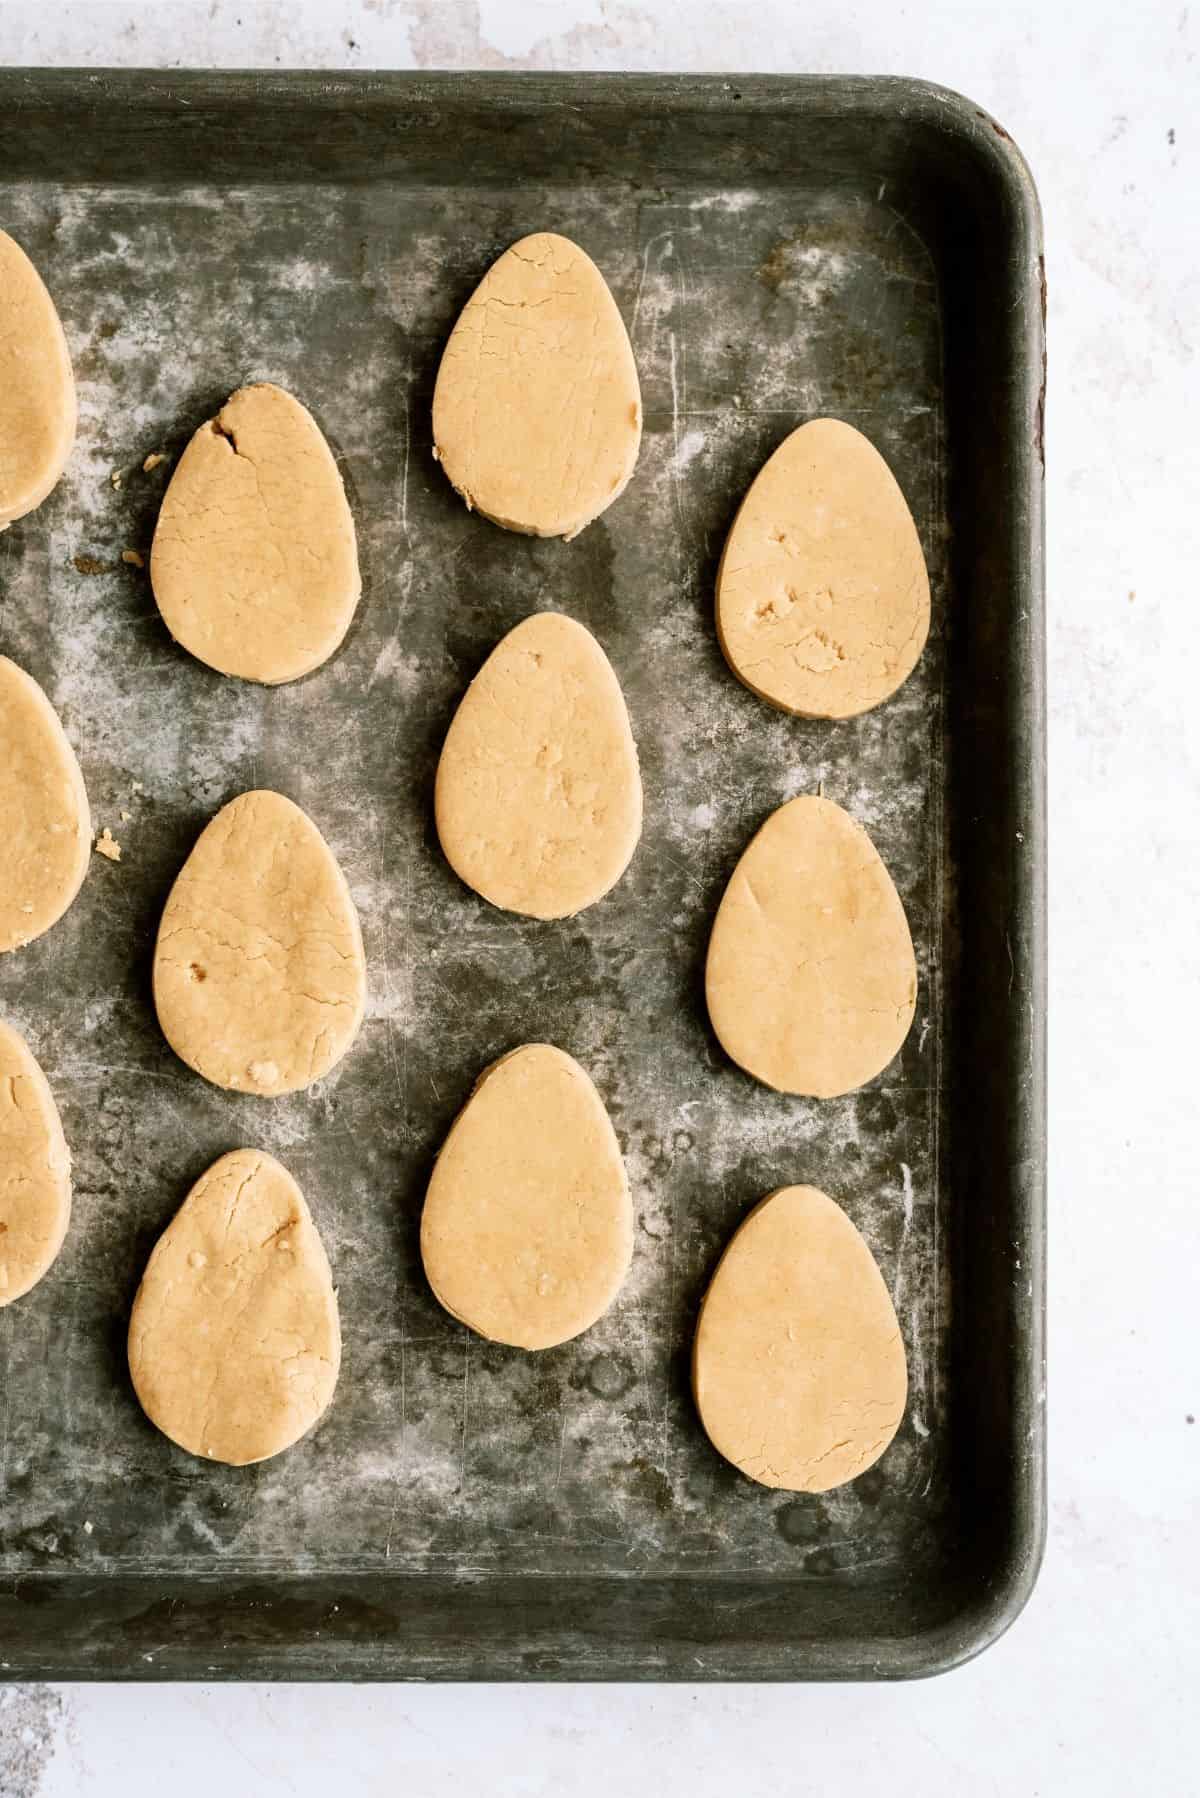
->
0, 1018, 72, 1307
421, 1044, 633, 1350
128, 1148, 340, 1464
432, 232, 642, 540
706, 794, 916, 1098
435, 612, 642, 919
694, 1185, 907, 1491
153, 790, 365, 1096
716, 418, 929, 719
0, 231, 76, 529
0, 656, 91, 954
150, 382, 360, 684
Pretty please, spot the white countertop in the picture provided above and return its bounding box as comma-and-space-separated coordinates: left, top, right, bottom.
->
1, 1, 1196, 1794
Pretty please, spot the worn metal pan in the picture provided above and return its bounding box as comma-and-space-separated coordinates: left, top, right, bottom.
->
0, 71, 1045, 1680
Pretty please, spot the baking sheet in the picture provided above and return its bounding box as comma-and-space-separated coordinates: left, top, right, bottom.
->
0, 72, 1044, 1679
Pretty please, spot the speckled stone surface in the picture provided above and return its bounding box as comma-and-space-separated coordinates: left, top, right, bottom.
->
0, 173, 947, 1581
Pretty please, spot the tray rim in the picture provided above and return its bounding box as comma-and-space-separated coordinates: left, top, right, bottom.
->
0, 65, 1046, 1684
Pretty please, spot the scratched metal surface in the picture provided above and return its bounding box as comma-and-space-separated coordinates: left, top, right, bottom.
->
0, 175, 949, 1583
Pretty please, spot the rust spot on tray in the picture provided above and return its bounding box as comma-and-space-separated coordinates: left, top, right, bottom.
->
1033, 256, 1048, 471
756, 211, 888, 295
757, 239, 793, 293
977, 109, 1013, 140
73, 552, 114, 576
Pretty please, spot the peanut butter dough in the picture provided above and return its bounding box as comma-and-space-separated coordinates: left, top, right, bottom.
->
706, 794, 917, 1097
153, 790, 365, 1096
432, 232, 642, 539
717, 418, 929, 718
436, 612, 642, 919
128, 1149, 340, 1464
0, 1018, 72, 1307
421, 1044, 633, 1350
0, 230, 76, 528
693, 1185, 907, 1491
150, 383, 360, 684
0, 656, 91, 954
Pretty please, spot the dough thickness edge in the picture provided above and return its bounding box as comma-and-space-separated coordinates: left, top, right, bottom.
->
436, 453, 642, 544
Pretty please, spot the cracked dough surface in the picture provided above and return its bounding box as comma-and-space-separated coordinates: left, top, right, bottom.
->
128, 1148, 340, 1465
706, 794, 917, 1098
436, 611, 642, 919
431, 231, 642, 539
153, 789, 365, 1096
716, 417, 930, 719
693, 1185, 907, 1492
0, 230, 76, 529
150, 382, 360, 684
0, 1018, 72, 1308
421, 1044, 633, 1350
0, 655, 91, 954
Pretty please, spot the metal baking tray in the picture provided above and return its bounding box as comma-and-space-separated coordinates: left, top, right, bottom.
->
0, 71, 1045, 1681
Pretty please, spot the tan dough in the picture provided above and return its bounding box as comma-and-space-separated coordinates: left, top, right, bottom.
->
150, 383, 360, 684
0, 231, 76, 528
128, 1149, 340, 1464
0, 656, 91, 954
716, 418, 930, 719
706, 795, 917, 1098
693, 1185, 907, 1492
435, 612, 642, 919
421, 1044, 633, 1350
432, 232, 642, 539
153, 790, 365, 1096
0, 1018, 72, 1307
